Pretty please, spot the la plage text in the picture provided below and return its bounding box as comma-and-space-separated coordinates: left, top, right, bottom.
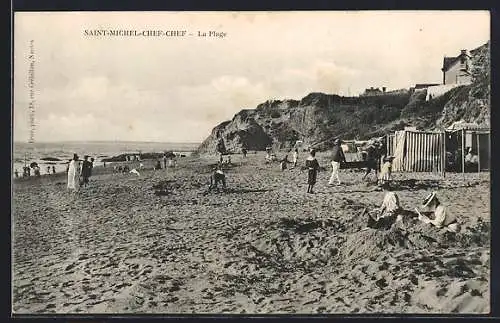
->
83, 29, 227, 38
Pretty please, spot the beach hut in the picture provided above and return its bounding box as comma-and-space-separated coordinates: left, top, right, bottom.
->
445, 122, 490, 173
387, 129, 446, 175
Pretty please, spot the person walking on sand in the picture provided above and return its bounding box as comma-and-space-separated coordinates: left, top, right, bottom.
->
328, 139, 346, 186
292, 148, 299, 168
52, 166, 56, 174
163, 154, 168, 169
242, 148, 247, 158
46, 166, 51, 175
306, 149, 320, 194
67, 154, 81, 191
416, 192, 459, 233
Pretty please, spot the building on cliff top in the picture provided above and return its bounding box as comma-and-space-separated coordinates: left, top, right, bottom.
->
360, 86, 386, 96
441, 49, 472, 85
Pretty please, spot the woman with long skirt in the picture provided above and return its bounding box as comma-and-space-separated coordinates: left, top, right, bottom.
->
67, 153, 81, 191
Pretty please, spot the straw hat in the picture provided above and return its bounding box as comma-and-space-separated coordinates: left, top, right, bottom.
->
422, 192, 437, 207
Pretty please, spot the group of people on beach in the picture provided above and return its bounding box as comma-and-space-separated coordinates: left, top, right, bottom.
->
66, 154, 94, 191
14, 164, 57, 178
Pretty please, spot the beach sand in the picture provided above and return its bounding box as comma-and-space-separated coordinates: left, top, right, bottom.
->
12, 152, 490, 314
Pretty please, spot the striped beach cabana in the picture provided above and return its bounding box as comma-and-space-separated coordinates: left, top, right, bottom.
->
445, 122, 490, 173
387, 129, 446, 175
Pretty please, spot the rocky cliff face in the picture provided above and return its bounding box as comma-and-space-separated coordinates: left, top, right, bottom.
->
198, 42, 490, 153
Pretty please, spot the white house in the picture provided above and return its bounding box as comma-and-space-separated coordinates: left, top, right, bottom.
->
441, 49, 472, 85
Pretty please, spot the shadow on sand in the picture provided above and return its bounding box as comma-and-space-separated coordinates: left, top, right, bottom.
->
224, 188, 273, 194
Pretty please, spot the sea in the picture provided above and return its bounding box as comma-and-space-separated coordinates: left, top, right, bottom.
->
12, 141, 200, 177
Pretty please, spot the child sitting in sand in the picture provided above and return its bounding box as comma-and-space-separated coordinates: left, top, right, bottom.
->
305, 149, 320, 194
364, 183, 402, 230
209, 165, 227, 191
416, 192, 459, 233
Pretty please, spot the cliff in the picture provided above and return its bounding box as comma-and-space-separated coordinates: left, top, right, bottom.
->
197, 42, 490, 153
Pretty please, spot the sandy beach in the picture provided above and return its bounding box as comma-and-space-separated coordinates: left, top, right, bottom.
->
12, 152, 490, 314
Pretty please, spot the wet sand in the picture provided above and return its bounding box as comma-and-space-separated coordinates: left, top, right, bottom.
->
12, 152, 490, 314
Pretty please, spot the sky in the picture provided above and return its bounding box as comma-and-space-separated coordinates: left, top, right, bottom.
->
13, 11, 490, 143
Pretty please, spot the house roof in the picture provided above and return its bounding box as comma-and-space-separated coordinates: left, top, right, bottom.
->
441, 52, 471, 72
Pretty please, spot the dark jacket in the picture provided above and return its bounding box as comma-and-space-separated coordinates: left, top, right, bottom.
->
331, 145, 346, 162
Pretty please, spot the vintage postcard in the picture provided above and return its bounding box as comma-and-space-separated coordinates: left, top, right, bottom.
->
12, 11, 491, 315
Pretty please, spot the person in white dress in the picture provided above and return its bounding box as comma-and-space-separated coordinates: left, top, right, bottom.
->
67, 153, 81, 191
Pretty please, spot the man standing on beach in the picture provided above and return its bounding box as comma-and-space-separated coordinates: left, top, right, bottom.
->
81, 155, 92, 188
328, 139, 346, 186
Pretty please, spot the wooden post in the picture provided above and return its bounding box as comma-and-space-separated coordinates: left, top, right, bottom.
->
442, 131, 446, 178
461, 129, 465, 175
477, 132, 481, 173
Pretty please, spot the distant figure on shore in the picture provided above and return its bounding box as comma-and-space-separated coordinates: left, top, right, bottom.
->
209, 165, 227, 191
34, 165, 41, 177
103, 161, 106, 168
46, 166, 51, 175
242, 148, 247, 158
365, 183, 401, 230
416, 192, 459, 233
292, 148, 299, 168
81, 155, 92, 188
23, 166, 30, 177
329, 139, 346, 186
67, 154, 81, 191
163, 154, 167, 169
306, 149, 320, 194
155, 159, 162, 170
139, 162, 145, 170
52, 166, 56, 174
14, 169, 19, 178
